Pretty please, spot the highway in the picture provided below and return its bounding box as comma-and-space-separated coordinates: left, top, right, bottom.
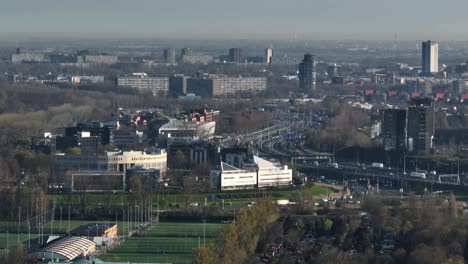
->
300, 162, 462, 186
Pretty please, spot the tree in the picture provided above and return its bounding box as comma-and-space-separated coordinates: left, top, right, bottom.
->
193, 246, 217, 264
448, 193, 458, 219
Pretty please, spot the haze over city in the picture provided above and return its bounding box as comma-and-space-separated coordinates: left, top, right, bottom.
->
1, 0, 468, 40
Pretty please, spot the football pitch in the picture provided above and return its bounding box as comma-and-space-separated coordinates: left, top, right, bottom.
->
102, 222, 225, 264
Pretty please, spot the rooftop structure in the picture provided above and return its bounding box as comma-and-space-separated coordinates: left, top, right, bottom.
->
159, 120, 216, 140
35, 236, 95, 262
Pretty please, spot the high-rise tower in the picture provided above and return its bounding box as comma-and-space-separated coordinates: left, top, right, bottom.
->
265, 48, 273, 64
163, 48, 176, 65
422, 41, 438, 74
298, 54, 317, 94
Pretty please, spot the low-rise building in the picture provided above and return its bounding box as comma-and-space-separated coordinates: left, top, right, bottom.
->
254, 156, 292, 188
159, 120, 216, 140
218, 162, 258, 190
11, 53, 47, 63
53, 148, 167, 179
77, 55, 118, 64
211, 155, 292, 190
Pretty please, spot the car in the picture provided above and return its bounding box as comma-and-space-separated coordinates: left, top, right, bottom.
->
313, 161, 319, 166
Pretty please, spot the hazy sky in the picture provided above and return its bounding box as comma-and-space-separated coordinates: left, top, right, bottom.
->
1, 0, 467, 40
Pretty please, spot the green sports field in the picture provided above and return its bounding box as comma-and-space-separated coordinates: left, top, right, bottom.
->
102, 222, 225, 264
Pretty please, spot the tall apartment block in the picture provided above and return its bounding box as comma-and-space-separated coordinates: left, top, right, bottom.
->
229, 48, 243, 63
407, 98, 435, 155
265, 48, 273, 64
422, 40, 438, 74
298, 54, 317, 94
164, 48, 176, 65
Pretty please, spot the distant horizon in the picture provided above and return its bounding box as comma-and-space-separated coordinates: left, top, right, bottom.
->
1, 1, 468, 42
0, 32, 467, 43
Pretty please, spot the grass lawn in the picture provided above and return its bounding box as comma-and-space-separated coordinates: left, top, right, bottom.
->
0, 233, 40, 248
102, 222, 225, 264
309, 185, 333, 196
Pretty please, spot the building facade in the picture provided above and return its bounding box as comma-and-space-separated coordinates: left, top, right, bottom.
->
298, 54, 317, 94
422, 40, 439, 74
164, 48, 176, 65
159, 120, 216, 140
78, 55, 118, 64
407, 98, 435, 155
54, 148, 167, 177
265, 48, 273, 64
117, 73, 169, 96
181, 55, 213, 65
382, 109, 407, 151
229, 48, 243, 63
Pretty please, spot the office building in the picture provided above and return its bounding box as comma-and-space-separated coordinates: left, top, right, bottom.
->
265, 48, 273, 64
382, 109, 407, 151
164, 48, 176, 65
255, 156, 292, 188
298, 54, 317, 94
422, 40, 438, 74
229, 48, 243, 63
117, 73, 169, 96
407, 98, 435, 155
53, 148, 167, 177
211, 153, 292, 191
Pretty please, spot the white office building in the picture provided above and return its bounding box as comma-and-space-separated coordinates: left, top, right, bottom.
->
211, 155, 292, 191
255, 156, 293, 188
219, 162, 258, 190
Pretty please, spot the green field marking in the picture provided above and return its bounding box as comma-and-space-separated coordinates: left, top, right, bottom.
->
103, 221, 224, 264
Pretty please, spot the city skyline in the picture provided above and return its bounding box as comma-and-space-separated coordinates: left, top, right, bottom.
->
1, 0, 468, 41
